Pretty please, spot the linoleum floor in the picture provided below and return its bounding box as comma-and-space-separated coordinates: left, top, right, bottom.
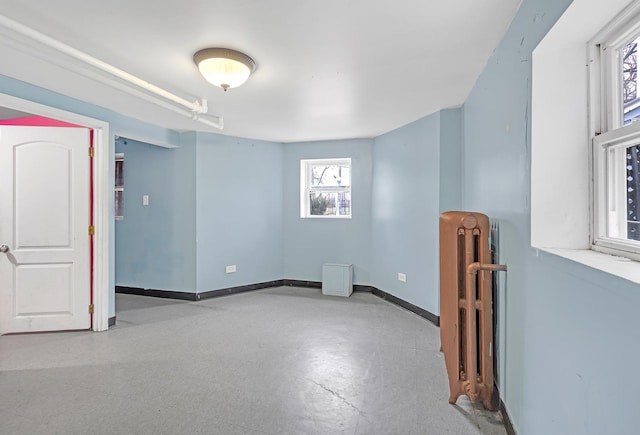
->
0, 286, 507, 435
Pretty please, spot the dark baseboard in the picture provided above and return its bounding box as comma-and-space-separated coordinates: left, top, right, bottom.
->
283, 279, 322, 289
115, 280, 440, 327
353, 284, 375, 292
108, 316, 116, 327
115, 286, 198, 301
283, 280, 373, 293
279, 281, 439, 326
500, 399, 517, 435
371, 287, 440, 326
116, 281, 286, 302
197, 280, 285, 300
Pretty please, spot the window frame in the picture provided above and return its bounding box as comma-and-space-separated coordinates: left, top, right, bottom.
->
590, 5, 640, 260
300, 158, 352, 219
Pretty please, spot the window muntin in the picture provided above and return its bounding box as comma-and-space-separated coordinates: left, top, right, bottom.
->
300, 158, 351, 218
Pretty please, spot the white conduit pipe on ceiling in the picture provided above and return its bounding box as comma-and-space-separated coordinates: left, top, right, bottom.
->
0, 14, 223, 130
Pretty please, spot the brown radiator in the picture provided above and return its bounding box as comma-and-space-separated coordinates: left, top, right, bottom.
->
439, 211, 506, 411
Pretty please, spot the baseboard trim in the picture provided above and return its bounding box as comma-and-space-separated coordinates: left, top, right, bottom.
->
370, 287, 440, 326
279, 281, 438, 325
500, 399, 517, 435
116, 281, 286, 302
198, 280, 285, 300
283, 280, 374, 293
283, 279, 322, 288
115, 286, 198, 301
353, 284, 375, 292
115, 281, 440, 326
108, 316, 116, 327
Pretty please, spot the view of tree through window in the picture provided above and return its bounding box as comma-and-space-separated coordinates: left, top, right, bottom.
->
300, 159, 351, 218
623, 41, 637, 105
309, 163, 351, 216
624, 38, 640, 240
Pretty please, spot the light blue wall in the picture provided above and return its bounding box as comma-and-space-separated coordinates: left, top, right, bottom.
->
370, 114, 442, 313
114, 131, 284, 294
0, 75, 181, 317
114, 136, 197, 292
462, 0, 640, 433
439, 108, 463, 213
283, 139, 373, 284
195, 133, 284, 291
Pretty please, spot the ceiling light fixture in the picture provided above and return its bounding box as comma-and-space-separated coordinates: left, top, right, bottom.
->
193, 48, 257, 92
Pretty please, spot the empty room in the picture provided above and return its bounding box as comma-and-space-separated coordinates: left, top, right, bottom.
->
1, 0, 639, 434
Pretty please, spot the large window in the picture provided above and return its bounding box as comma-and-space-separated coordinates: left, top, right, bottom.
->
300, 158, 351, 218
591, 8, 640, 259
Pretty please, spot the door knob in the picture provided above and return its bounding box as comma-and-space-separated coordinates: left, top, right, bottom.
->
0, 245, 9, 253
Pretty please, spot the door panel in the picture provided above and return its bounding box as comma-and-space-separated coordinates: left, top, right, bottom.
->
0, 126, 90, 334
16, 142, 73, 247
16, 263, 73, 315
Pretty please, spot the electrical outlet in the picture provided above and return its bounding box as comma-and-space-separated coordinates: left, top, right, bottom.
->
398, 272, 407, 282
143, 195, 149, 206
225, 265, 236, 273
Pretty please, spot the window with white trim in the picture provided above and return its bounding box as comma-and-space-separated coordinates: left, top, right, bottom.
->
591, 7, 640, 259
300, 158, 351, 218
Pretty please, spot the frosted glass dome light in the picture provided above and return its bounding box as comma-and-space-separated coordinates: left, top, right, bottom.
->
193, 48, 257, 91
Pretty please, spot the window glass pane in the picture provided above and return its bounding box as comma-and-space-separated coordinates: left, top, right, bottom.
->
623, 37, 640, 125
337, 191, 351, 216
310, 164, 350, 187
627, 144, 640, 240
309, 192, 334, 215
309, 192, 351, 216
115, 190, 124, 219
115, 159, 124, 188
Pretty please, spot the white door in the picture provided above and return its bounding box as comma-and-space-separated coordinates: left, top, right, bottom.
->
0, 126, 90, 334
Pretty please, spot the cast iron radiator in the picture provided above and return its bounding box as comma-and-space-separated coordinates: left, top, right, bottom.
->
439, 211, 506, 410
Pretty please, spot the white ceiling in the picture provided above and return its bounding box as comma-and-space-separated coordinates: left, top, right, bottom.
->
0, 1, 521, 143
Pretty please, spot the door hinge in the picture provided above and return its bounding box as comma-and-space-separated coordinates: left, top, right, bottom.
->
89, 147, 95, 158
89, 304, 94, 314
89, 225, 95, 236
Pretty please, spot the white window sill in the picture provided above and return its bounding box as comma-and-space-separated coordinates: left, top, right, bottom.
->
300, 215, 352, 219
538, 247, 640, 285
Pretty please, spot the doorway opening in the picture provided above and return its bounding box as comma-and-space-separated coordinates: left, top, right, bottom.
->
0, 93, 110, 332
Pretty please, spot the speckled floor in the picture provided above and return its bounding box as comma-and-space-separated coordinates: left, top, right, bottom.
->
0, 286, 507, 434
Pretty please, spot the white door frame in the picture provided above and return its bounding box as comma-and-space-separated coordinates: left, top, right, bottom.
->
0, 93, 110, 331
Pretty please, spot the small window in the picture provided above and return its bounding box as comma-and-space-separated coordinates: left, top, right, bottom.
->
591, 10, 640, 259
300, 158, 351, 218
115, 153, 124, 220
